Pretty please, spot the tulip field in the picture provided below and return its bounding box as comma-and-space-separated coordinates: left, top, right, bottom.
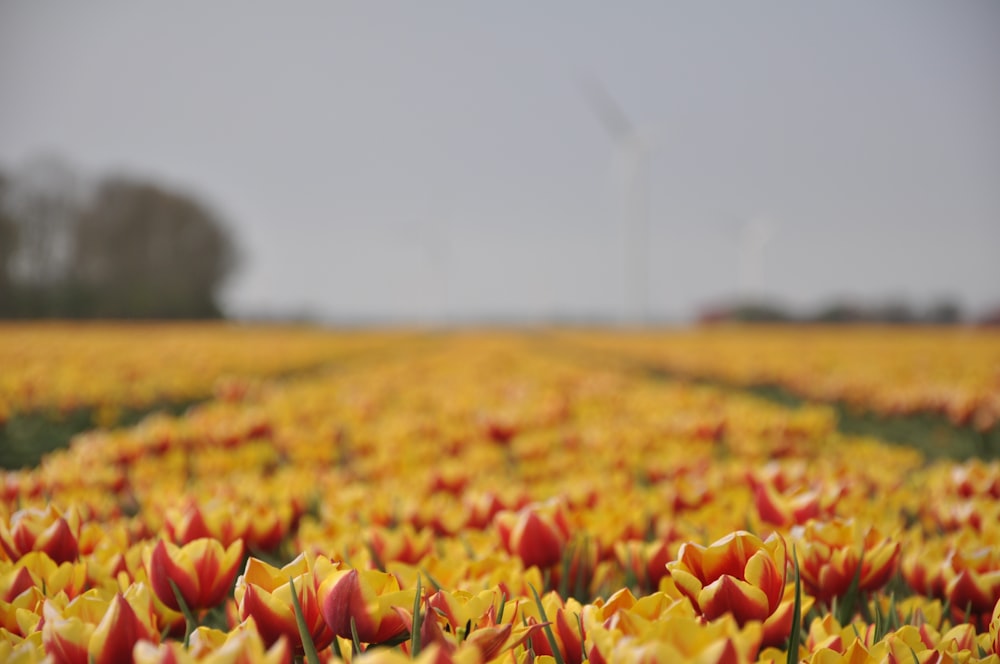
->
2, 324, 1000, 663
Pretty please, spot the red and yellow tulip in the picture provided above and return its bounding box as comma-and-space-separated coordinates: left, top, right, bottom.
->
132, 616, 292, 664
0, 505, 80, 564
943, 546, 1000, 626
494, 499, 572, 570
41, 585, 159, 664
319, 567, 416, 645
790, 519, 900, 606
234, 552, 338, 654
666, 531, 786, 626
145, 537, 244, 612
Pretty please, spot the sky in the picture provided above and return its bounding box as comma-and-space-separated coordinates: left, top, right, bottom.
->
1, 2, 998, 323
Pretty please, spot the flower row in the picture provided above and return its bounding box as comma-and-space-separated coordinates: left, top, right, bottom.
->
0, 323, 407, 423
553, 326, 1000, 429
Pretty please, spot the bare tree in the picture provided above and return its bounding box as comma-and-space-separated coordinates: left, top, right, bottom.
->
0, 157, 240, 319
0, 171, 18, 310
71, 177, 239, 318
3, 156, 83, 288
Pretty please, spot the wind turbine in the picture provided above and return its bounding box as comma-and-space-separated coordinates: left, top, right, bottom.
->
736, 214, 778, 302
580, 75, 660, 326
395, 214, 453, 326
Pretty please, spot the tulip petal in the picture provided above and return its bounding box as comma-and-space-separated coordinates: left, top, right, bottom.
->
698, 575, 771, 624
89, 593, 156, 664
513, 512, 564, 569
241, 581, 298, 647
148, 540, 199, 612
700, 533, 753, 581
947, 569, 997, 615
744, 550, 785, 614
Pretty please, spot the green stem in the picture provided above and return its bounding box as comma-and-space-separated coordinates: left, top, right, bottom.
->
411, 575, 423, 658
168, 579, 198, 649
288, 576, 321, 664
786, 547, 802, 664
528, 583, 565, 664
350, 616, 363, 655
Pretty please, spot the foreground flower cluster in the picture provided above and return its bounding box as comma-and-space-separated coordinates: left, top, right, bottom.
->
555, 326, 1000, 430
2, 332, 1000, 663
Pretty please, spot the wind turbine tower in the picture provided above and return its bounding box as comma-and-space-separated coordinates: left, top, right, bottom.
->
581, 77, 658, 326
737, 215, 778, 301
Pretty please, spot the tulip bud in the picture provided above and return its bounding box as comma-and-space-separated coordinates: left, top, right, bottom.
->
146, 537, 244, 612
89, 592, 159, 664
494, 500, 572, 570
41, 586, 158, 664
0, 505, 80, 564
665, 530, 786, 626
234, 553, 337, 654
0, 566, 41, 637
132, 616, 292, 664
163, 502, 248, 547
751, 477, 835, 528
943, 546, 1000, 626
319, 568, 415, 645
790, 519, 899, 606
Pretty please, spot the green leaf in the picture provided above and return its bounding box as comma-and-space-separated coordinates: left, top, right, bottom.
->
459, 535, 477, 561
529, 583, 565, 664
411, 575, 423, 658
786, 546, 803, 664
835, 551, 865, 626
331, 634, 343, 660
887, 593, 900, 633
288, 576, 321, 664
558, 539, 574, 599
575, 612, 587, 664
574, 535, 590, 601
168, 578, 197, 649
420, 567, 443, 592
496, 591, 508, 624
364, 540, 386, 573
872, 594, 885, 642
350, 616, 363, 655
622, 547, 638, 593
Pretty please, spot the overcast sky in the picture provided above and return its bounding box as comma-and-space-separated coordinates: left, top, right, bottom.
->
1, 2, 998, 322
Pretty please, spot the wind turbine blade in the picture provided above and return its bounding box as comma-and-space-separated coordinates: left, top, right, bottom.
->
579, 74, 635, 141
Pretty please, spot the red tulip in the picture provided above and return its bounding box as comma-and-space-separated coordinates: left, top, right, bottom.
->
495, 500, 572, 569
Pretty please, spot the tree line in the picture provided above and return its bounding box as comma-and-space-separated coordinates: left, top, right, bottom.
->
0, 158, 238, 319
697, 299, 972, 326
